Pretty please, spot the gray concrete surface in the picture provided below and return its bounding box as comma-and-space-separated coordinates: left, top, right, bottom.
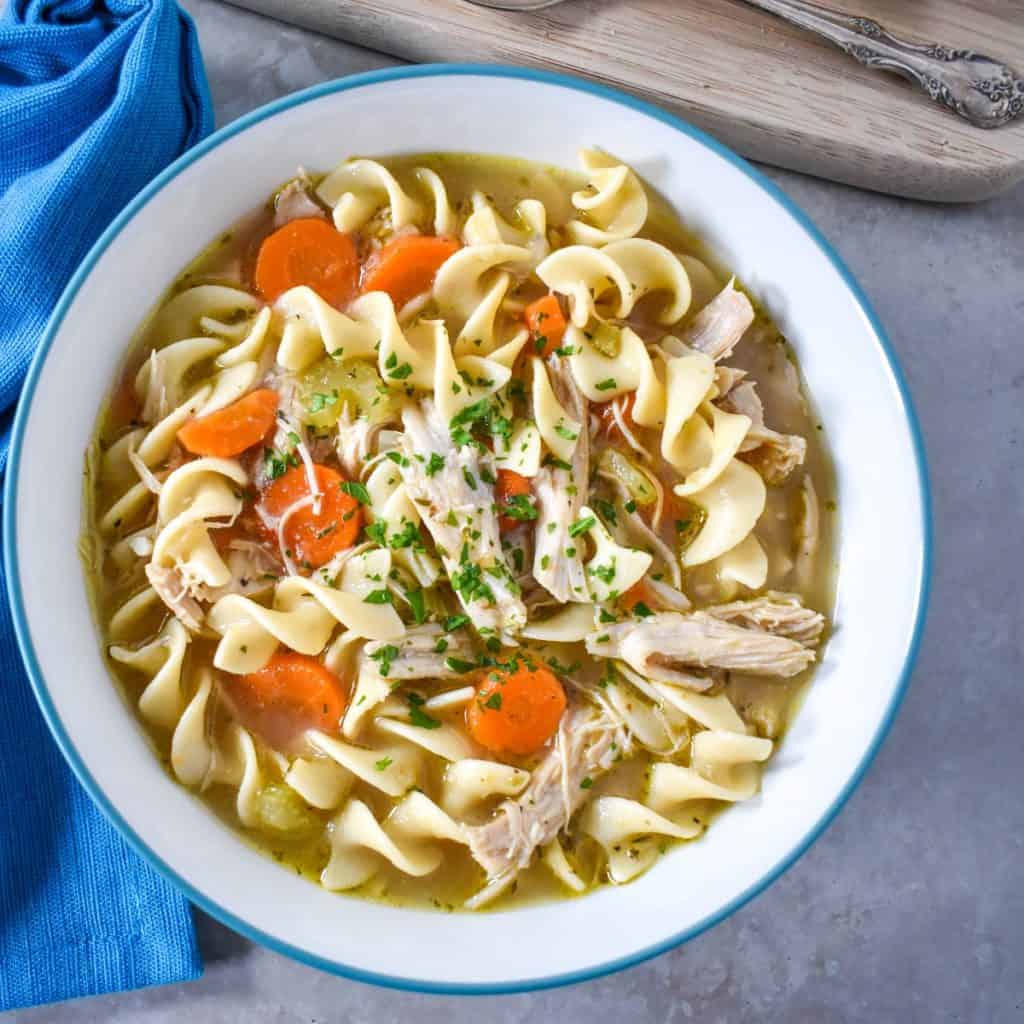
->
7, 1, 1024, 1020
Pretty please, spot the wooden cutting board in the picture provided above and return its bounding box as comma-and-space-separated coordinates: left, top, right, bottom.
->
226, 0, 1024, 202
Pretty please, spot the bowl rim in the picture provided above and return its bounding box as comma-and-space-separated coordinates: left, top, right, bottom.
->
2, 62, 932, 995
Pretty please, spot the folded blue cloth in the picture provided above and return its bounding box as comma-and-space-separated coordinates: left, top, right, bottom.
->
0, 0, 213, 1011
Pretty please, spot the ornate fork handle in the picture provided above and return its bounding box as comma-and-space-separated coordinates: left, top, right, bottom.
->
742, 0, 1024, 128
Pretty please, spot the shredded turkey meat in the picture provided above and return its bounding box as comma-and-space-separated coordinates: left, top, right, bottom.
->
533, 356, 590, 603
399, 402, 526, 641
466, 702, 621, 885
719, 379, 806, 485
363, 623, 476, 681
679, 279, 755, 362
586, 604, 821, 684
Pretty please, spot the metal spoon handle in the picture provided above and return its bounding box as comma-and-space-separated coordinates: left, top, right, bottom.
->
741, 0, 1024, 128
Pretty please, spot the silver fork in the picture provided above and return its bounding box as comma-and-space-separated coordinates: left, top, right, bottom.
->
464, 0, 1024, 128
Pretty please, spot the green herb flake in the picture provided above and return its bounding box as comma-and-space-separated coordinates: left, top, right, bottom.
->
568, 515, 596, 538
340, 480, 371, 505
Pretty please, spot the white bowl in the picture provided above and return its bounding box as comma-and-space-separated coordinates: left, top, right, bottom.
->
3, 66, 930, 993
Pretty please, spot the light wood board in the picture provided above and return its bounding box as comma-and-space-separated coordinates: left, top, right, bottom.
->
226, 0, 1024, 202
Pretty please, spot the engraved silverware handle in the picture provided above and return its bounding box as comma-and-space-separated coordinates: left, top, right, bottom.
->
741, 0, 1024, 128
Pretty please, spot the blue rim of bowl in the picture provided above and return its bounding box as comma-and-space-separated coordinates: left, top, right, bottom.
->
3, 63, 932, 995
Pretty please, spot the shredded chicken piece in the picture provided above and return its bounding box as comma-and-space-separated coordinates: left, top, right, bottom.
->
273, 177, 326, 227
644, 575, 692, 612
794, 474, 820, 589
706, 591, 825, 646
203, 540, 281, 601
145, 563, 204, 633
128, 448, 162, 495
466, 702, 620, 884
714, 365, 747, 395
364, 623, 476, 681
587, 608, 819, 684
609, 481, 680, 589
533, 357, 590, 603
399, 402, 526, 641
679, 279, 755, 362
335, 404, 382, 478
719, 380, 806, 485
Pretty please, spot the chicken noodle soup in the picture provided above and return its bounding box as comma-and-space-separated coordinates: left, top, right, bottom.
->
83, 151, 836, 910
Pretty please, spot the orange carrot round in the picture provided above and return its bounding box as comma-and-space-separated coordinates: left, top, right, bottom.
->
466, 663, 567, 757
262, 463, 362, 567
225, 651, 347, 744
620, 579, 652, 613
524, 294, 568, 357
178, 388, 279, 458
494, 468, 533, 534
360, 234, 460, 309
254, 218, 358, 306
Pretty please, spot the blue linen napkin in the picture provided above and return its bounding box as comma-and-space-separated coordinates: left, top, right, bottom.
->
0, 0, 213, 1010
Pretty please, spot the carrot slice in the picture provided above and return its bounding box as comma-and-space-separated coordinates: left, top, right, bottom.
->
620, 579, 652, 613
466, 664, 567, 757
261, 463, 362, 568
178, 388, 278, 458
524, 294, 568, 357
224, 651, 347, 745
360, 234, 460, 309
494, 468, 534, 533
254, 218, 358, 306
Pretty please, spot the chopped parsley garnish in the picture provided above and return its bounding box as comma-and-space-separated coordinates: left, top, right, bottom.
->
443, 614, 470, 631
387, 520, 420, 550
370, 644, 400, 676
595, 378, 617, 391
374, 757, 393, 771
500, 493, 538, 522
580, 777, 594, 789
307, 389, 338, 413
624, 499, 637, 514
340, 480, 370, 505
593, 498, 617, 526
405, 588, 427, 625
388, 361, 413, 380
445, 657, 477, 674
263, 446, 298, 480
462, 467, 477, 490
363, 589, 393, 605
425, 452, 445, 476
633, 601, 654, 618
590, 559, 617, 584
568, 514, 596, 538
364, 520, 388, 546
554, 423, 578, 442
450, 546, 495, 604
484, 692, 502, 711
385, 451, 409, 468
407, 695, 441, 730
